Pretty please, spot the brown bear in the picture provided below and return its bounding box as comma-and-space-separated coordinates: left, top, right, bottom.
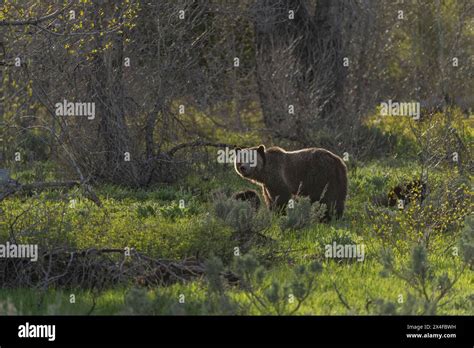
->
234, 145, 348, 219
387, 180, 427, 207
372, 180, 427, 208
232, 189, 261, 211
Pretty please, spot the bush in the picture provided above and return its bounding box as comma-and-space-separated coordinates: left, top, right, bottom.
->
213, 194, 271, 236
280, 197, 327, 231
376, 242, 468, 315
233, 252, 323, 315
369, 174, 471, 254
459, 215, 474, 267
120, 250, 324, 316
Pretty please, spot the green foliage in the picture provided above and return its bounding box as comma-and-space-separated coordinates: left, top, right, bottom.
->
213, 194, 271, 236
10, 161, 58, 184
158, 201, 199, 221
365, 108, 473, 164
369, 173, 472, 254
0, 298, 18, 315
1, 161, 471, 315
136, 204, 156, 218
280, 197, 311, 231
279, 197, 327, 231
459, 215, 474, 266
0, 192, 232, 260
0, 288, 125, 315
120, 251, 323, 316
201, 255, 242, 314
122, 288, 152, 315
233, 252, 322, 315
318, 227, 361, 263
378, 243, 467, 315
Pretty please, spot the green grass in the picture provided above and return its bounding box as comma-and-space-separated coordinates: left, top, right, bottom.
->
0, 160, 472, 315
0, 288, 125, 315
0, 259, 471, 315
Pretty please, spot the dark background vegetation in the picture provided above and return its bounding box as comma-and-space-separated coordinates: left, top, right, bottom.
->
1, 0, 472, 185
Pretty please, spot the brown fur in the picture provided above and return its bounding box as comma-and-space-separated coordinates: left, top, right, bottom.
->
389, 180, 427, 206
373, 180, 427, 207
232, 189, 261, 211
234, 145, 348, 219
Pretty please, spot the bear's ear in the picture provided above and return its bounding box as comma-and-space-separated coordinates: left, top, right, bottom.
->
257, 145, 266, 165
234, 146, 242, 152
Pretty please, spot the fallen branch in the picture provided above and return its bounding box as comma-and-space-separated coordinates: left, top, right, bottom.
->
0, 247, 239, 290
166, 140, 236, 157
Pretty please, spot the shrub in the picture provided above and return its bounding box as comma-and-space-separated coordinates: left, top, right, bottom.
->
369, 174, 471, 254
213, 194, 271, 236
459, 215, 474, 267
280, 197, 327, 231
376, 242, 468, 315
233, 251, 323, 315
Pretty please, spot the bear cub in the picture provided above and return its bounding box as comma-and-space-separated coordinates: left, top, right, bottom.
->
234, 145, 348, 219
372, 180, 427, 208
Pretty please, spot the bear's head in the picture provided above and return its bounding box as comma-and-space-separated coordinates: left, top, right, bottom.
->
234, 145, 266, 180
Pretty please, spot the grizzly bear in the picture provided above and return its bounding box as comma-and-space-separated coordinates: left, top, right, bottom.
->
387, 180, 427, 207
372, 180, 427, 208
234, 145, 348, 219
232, 189, 261, 211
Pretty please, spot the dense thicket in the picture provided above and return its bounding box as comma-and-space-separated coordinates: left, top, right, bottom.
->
1, 0, 472, 185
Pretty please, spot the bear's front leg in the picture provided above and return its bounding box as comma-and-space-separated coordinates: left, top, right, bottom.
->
264, 186, 290, 212
261, 186, 273, 209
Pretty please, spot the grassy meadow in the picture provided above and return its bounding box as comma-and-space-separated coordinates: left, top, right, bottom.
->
1, 142, 472, 315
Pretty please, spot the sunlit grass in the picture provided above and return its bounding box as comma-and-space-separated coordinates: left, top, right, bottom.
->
0, 160, 472, 315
